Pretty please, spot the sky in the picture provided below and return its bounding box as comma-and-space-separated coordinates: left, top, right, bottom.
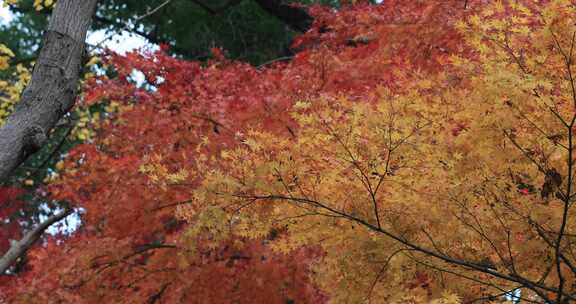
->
0, 3, 152, 54
0, 4, 11, 23
86, 29, 155, 55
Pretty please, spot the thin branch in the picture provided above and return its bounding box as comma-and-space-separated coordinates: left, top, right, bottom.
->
147, 282, 171, 304
550, 29, 576, 110
503, 130, 546, 174
234, 195, 576, 300
366, 248, 412, 303
506, 101, 568, 150
230, 193, 572, 299
325, 124, 382, 228
406, 255, 550, 304
555, 120, 573, 302
89, 0, 173, 53
0, 208, 73, 273
92, 16, 198, 58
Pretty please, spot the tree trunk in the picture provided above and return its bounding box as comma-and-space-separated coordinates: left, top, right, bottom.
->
0, 0, 98, 182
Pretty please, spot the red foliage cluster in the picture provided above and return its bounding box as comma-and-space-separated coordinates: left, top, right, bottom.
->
0, 187, 24, 255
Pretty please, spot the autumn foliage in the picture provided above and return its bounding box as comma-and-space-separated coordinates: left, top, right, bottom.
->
0, 187, 23, 257
3, 0, 576, 303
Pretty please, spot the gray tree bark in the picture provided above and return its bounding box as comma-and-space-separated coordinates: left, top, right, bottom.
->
0, 0, 98, 182
0, 208, 72, 274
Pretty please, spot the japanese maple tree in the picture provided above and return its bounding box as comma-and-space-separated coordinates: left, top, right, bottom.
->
3, 1, 576, 303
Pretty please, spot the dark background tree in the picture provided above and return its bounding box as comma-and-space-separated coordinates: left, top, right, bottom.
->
2, 0, 347, 65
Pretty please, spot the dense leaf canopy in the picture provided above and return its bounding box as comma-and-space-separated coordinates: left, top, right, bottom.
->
2, 0, 576, 303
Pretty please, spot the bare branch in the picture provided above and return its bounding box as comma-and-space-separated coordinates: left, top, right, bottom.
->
0, 208, 73, 273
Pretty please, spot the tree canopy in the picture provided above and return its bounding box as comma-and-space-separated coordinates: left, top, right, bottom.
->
2, 0, 576, 303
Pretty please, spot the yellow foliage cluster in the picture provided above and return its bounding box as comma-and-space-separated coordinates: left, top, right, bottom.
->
70, 57, 121, 143
139, 154, 189, 190
0, 44, 14, 70
1, 0, 54, 11
143, 0, 576, 302
71, 107, 100, 142
0, 43, 30, 124
32, 0, 54, 11
1, 0, 18, 7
